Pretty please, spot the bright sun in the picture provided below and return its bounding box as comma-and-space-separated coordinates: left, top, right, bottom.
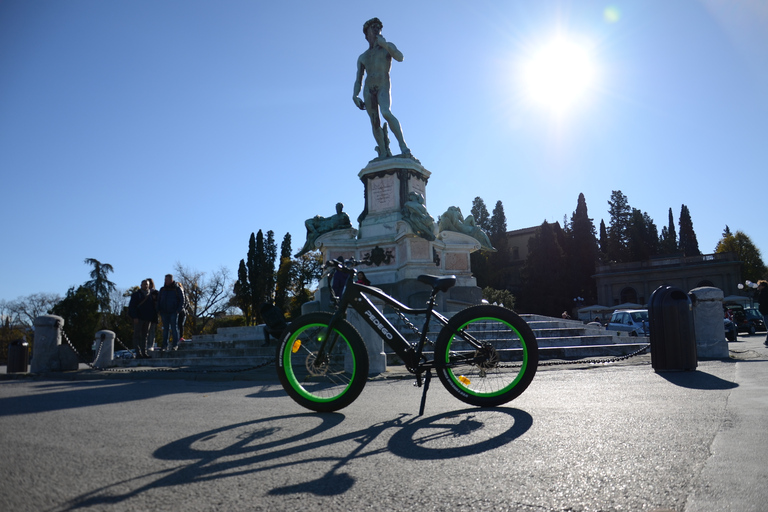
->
523, 36, 596, 113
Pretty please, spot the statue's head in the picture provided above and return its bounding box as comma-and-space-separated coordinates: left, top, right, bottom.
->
363, 17, 382, 37
335, 202, 344, 214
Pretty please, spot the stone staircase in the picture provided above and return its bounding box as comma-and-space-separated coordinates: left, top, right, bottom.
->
112, 325, 276, 369
522, 314, 648, 359
112, 314, 648, 369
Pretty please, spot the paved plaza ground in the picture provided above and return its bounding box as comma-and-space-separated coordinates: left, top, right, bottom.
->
1, 333, 767, 511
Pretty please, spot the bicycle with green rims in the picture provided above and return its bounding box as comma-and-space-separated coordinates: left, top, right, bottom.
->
276, 258, 538, 414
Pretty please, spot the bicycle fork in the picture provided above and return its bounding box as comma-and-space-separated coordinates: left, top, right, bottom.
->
312, 309, 346, 370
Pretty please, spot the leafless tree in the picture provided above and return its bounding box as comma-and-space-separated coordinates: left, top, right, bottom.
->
108, 287, 129, 317
173, 263, 232, 335
2, 292, 62, 328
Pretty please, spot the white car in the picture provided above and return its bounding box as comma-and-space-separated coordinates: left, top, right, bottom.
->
608, 309, 649, 336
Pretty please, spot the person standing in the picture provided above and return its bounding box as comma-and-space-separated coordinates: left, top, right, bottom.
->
128, 279, 157, 358
756, 280, 768, 346
146, 277, 159, 351
157, 274, 184, 351
356, 272, 371, 286
177, 282, 188, 343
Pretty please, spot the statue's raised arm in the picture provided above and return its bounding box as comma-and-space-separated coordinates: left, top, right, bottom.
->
353, 17, 412, 160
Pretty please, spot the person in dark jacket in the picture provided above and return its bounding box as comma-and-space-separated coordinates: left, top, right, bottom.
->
146, 277, 159, 350
756, 280, 768, 345
157, 274, 185, 351
128, 279, 157, 358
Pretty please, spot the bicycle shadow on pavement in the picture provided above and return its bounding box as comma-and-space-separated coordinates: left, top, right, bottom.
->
268, 407, 533, 497
57, 408, 532, 508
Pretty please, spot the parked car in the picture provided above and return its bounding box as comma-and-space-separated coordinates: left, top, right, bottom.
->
724, 318, 738, 342
114, 349, 135, 360
725, 305, 766, 335
607, 309, 649, 336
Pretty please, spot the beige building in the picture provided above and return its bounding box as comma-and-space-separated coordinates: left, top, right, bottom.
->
593, 252, 742, 307
497, 224, 742, 309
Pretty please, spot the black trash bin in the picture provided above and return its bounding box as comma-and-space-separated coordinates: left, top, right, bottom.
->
648, 285, 697, 371
7, 339, 29, 373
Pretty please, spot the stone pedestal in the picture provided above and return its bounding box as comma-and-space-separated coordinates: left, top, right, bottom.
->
31, 315, 79, 373
309, 158, 482, 314
690, 287, 729, 359
357, 157, 431, 238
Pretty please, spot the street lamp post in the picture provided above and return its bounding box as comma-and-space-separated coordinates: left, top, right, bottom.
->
737, 281, 757, 307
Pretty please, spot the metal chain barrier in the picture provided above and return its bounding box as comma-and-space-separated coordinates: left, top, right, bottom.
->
389, 312, 651, 369
493, 343, 650, 369
394, 309, 435, 346
61, 328, 276, 375
59, 324, 649, 378
537, 343, 650, 367
114, 335, 132, 352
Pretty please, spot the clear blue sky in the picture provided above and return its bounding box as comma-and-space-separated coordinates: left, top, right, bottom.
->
1, 0, 766, 303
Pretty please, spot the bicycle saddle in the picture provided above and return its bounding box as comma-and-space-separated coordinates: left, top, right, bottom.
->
418, 274, 457, 293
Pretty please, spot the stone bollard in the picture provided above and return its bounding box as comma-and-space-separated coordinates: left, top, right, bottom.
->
301, 300, 322, 315
689, 287, 729, 359
31, 315, 79, 373
93, 330, 115, 367
346, 298, 388, 375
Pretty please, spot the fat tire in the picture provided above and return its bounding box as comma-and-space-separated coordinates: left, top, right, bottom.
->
276, 312, 369, 412
434, 305, 538, 407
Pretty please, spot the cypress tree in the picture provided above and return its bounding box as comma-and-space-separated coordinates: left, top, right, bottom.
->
274, 233, 293, 312
606, 190, 631, 262
599, 219, 608, 257
470, 197, 491, 232
233, 259, 252, 324
659, 208, 678, 255
520, 221, 568, 316
678, 204, 701, 257
568, 193, 598, 303
264, 230, 277, 303
627, 209, 659, 261
489, 201, 507, 245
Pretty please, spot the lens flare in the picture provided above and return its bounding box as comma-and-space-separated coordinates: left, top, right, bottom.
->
604, 6, 621, 24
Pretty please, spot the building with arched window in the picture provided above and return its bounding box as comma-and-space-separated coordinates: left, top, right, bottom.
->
593, 252, 741, 306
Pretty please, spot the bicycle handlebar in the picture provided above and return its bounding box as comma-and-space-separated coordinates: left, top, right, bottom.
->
325, 257, 360, 273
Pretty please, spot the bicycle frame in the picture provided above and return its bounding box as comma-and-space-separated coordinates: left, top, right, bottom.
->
279, 261, 540, 415
321, 270, 450, 372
